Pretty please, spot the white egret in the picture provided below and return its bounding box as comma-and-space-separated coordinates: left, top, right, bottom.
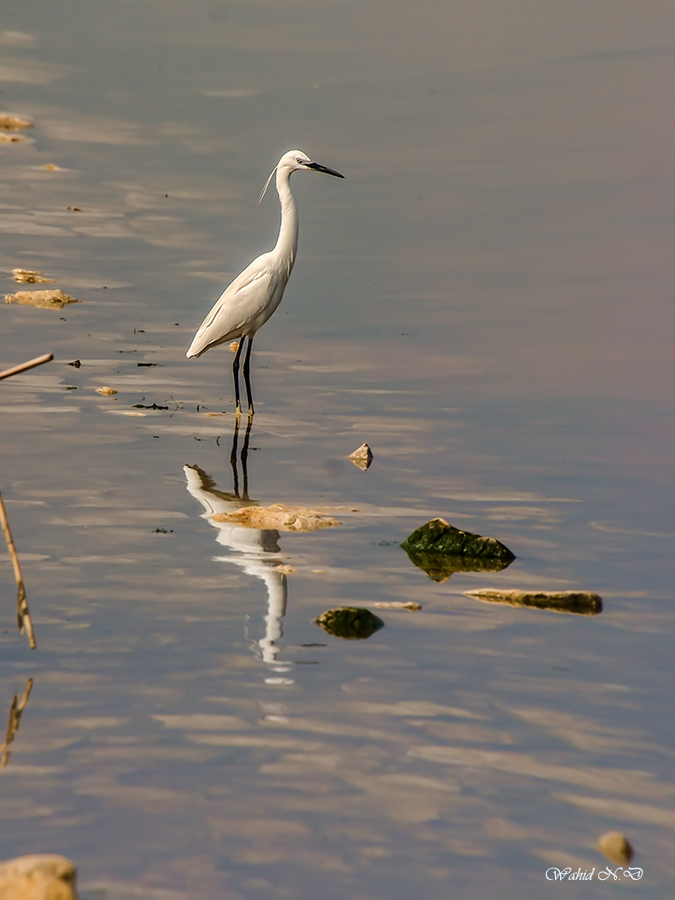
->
186, 150, 344, 415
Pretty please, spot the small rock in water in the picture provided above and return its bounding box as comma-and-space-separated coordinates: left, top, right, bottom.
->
374, 601, 422, 611
68, 360, 81, 368
348, 442, 373, 471
12, 268, 56, 284
465, 589, 602, 616
0, 133, 26, 143
598, 831, 634, 865
315, 607, 384, 640
5, 289, 79, 310
95, 386, 117, 396
0, 114, 33, 130
44, 163, 62, 171
0, 853, 78, 900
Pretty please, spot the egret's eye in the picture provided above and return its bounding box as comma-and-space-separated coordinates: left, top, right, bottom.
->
296, 157, 305, 164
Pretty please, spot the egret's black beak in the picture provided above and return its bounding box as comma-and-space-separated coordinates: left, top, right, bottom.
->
306, 161, 344, 178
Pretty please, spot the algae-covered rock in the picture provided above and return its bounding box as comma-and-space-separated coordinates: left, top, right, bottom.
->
314, 607, 384, 640
465, 589, 602, 616
401, 518, 515, 583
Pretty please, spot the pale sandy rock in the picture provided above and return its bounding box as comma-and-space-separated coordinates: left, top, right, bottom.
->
12, 269, 56, 285
598, 831, 634, 865
5, 290, 79, 310
348, 442, 373, 471
0, 854, 78, 900
212, 503, 340, 532
465, 589, 602, 616
95, 386, 117, 396
0, 114, 33, 130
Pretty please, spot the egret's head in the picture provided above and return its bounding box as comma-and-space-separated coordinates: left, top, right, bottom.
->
281, 150, 344, 178
259, 150, 344, 203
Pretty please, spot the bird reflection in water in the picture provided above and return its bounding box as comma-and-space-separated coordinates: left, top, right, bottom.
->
185, 417, 291, 680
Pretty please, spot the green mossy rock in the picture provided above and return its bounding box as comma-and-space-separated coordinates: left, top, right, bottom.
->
401, 518, 515, 583
314, 607, 384, 640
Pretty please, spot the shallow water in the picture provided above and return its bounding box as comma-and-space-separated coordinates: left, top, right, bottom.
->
1, 1, 674, 897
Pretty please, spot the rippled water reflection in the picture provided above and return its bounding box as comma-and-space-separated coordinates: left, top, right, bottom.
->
1, 0, 674, 896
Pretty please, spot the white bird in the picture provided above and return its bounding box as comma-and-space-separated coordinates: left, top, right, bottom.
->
186, 149, 344, 415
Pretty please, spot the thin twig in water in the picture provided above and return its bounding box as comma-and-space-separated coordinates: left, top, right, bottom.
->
0, 352, 53, 382
0, 678, 33, 767
0, 492, 36, 649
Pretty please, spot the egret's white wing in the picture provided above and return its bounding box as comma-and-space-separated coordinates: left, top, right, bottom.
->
187, 258, 277, 358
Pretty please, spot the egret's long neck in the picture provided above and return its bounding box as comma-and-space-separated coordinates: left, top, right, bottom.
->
273, 167, 298, 273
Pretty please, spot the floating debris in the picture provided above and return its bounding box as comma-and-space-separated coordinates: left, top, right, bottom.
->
5, 289, 79, 310
315, 607, 384, 640
12, 268, 56, 284
401, 518, 515, 583
0, 854, 78, 900
212, 504, 340, 533
229, 341, 240, 353
465, 589, 603, 616
348, 442, 373, 471
0, 114, 33, 130
374, 601, 422, 611
95, 386, 117, 396
598, 831, 634, 865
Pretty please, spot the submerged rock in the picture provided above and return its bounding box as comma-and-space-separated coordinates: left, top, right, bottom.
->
465, 589, 602, 616
0, 853, 78, 899
401, 518, 515, 583
315, 607, 384, 640
374, 601, 422, 611
5, 289, 79, 310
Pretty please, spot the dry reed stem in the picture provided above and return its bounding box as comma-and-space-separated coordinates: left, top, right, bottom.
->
0, 678, 33, 767
0, 352, 53, 382
0, 492, 36, 649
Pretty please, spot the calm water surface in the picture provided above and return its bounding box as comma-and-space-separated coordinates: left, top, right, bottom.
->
1, 1, 674, 897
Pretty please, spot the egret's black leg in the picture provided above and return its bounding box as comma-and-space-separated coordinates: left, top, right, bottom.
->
229, 414, 241, 498
240, 414, 253, 500
242, 334, 255, 417
232, 339, 244, 415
